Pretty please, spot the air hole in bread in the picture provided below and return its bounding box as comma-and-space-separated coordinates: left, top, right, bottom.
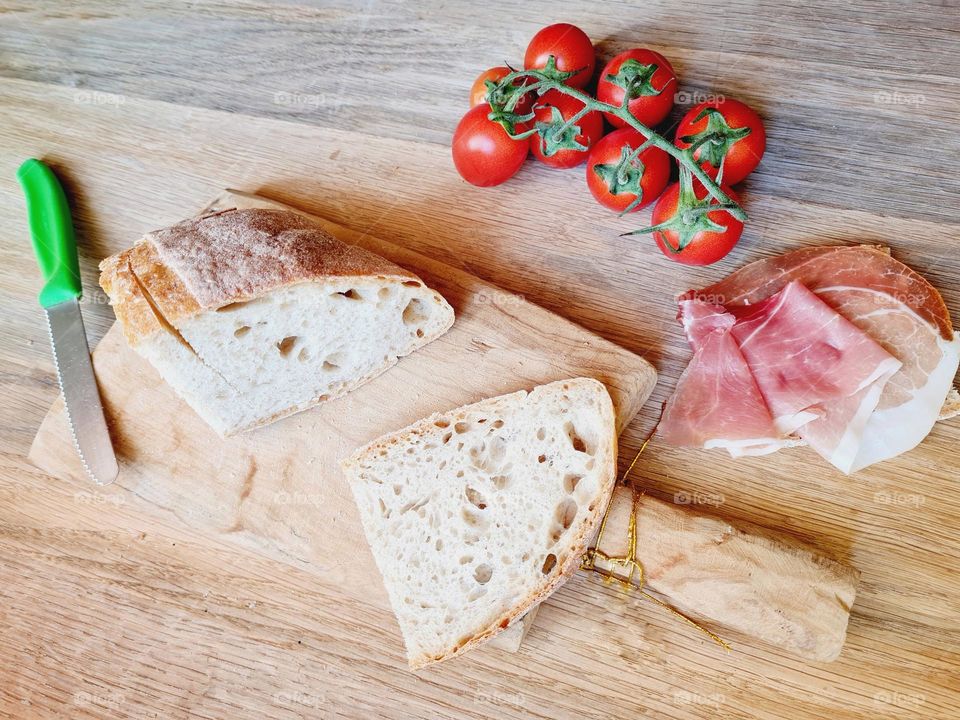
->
459, 555, 473, 565
465, 486, 487, 510
216, 300, 250, 313
297, 347, 309, 362
234, 325, 251, 338
538, 454, 547, 464
416, 328, 424, 338
462, 508, 486, 528
322, 360, 338, 371
536, 427, 546, 441
474, 564, 493, 584
492, 475, 510, 490
378, 498, 390, 518
402, 298, 429, 326
492, 419, 504, 429
564, 421, 595, 455
434, 418, 451, 429
333, 288, 363, 300
555, 497, 578, 529
435, 538, 443, 551
442, 432, 453, 444
454, 421, 470, 434
541, 553, 557, 574
563, 474, 583, 493
402, 280, 422, 288
277, 336, 298, 357
378, 287, 392, 300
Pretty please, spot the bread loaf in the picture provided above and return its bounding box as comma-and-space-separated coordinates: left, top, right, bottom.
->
99, 208, 454, 435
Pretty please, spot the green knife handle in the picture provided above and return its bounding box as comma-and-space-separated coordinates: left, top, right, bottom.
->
17, 158, 83, 308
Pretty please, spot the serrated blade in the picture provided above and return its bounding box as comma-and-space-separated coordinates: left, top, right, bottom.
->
44, 298, 118, 485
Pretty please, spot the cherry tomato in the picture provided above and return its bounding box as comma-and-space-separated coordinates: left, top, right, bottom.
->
596, 49, 677, 129
674, 99, 765, 185
452, 104, 529, 187
651, 182, 743, 265
524, 23, 596, 89
586, 128, 671, 212
529, 89, 604, 169
469, 66, 532, 115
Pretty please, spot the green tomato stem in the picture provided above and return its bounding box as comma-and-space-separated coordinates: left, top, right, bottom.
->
491, 68, 748, 223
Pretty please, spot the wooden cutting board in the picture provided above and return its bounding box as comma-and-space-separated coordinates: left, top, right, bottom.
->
27, 189, 656, 652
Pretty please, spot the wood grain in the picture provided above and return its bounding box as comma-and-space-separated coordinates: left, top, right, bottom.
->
1, 3, 959, 718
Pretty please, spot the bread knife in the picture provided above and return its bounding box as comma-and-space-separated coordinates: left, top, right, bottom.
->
18, 159, 119, 485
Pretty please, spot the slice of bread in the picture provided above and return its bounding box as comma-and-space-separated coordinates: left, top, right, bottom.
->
341, 377, 617, 668
99, 208, 454, 435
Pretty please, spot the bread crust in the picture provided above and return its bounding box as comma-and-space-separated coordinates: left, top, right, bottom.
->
99, 208, 426, 344
341, 377, 618, 669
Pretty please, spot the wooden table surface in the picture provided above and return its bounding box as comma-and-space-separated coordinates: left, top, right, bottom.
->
1, 2, 958, 718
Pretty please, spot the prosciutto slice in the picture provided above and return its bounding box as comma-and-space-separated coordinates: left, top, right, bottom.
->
660, 283, 903, 470
659, 300, 784, 454
686, 245, 959, 472
729, 282, 902, 470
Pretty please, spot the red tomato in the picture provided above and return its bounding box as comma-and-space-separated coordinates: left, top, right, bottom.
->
452, 104, 529, 187
469, 66, 532, 115
529, 89, 604, 169
586, 128, 671, 212
674, 99, 766, 184
524, 23, 595, 89
651, 182, 743, 265
596, 49, 677, 129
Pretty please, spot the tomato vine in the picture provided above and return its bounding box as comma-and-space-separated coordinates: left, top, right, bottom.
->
483, 57, 748, 237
